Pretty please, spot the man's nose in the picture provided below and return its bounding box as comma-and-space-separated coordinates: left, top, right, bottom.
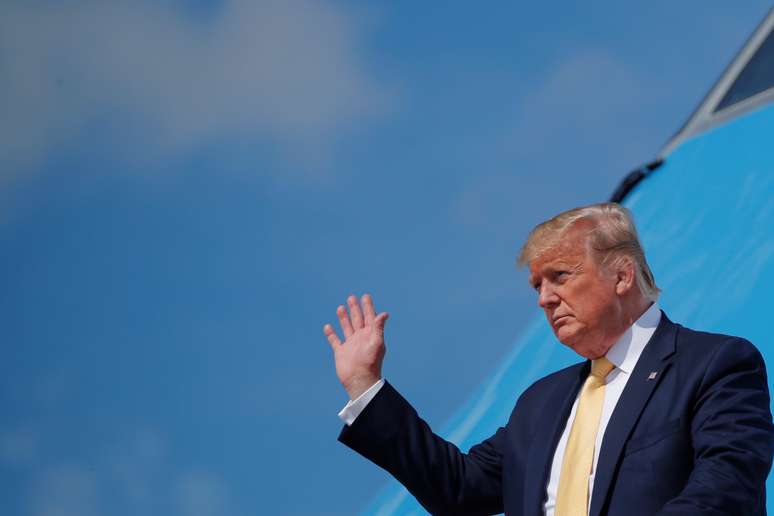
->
538, 283, 559, 308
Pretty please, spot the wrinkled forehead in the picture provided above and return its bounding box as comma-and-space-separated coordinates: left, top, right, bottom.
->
528, 247, 583, 275
527, 227, 592, 277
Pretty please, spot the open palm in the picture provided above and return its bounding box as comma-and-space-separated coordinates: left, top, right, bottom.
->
324, 294, 389, 400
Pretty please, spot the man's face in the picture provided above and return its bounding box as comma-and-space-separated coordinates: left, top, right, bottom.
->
528, 225, 623, 359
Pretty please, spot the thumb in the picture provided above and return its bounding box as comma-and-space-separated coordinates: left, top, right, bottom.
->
374, 312, 389, 332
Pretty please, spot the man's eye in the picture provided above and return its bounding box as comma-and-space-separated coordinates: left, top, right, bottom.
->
556, 271, 569, 281
533, 282, 541, 293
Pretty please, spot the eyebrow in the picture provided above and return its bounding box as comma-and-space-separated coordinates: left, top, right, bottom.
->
528, 262, 570, 287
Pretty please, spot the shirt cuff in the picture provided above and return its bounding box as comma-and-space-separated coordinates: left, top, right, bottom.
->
337, 379, 385, 426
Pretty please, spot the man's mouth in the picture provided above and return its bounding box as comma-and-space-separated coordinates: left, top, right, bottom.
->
552, 315, 571, 326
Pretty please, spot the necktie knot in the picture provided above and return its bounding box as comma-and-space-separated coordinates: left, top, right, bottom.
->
591, 356, 614, 380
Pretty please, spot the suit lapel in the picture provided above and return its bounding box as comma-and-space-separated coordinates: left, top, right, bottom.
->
523, 363, 587, 516
588, 312, 678, 516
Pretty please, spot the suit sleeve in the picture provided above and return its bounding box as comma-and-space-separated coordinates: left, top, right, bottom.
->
657, 338, 774, 515
338, 381, 505, 515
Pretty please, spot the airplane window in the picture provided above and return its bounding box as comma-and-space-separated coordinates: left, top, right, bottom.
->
715, 28, 774, 112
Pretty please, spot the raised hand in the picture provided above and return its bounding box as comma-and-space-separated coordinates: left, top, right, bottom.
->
324, 294, 389, 400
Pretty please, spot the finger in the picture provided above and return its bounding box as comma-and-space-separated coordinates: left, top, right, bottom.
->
323, 324, 341, 350
337, 305, 354, 338
362, 293, 376, 326
374, 312, 389, 332
348, 295, 364, 330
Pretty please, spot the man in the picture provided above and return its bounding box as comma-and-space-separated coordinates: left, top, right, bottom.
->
323, 203, 774, 515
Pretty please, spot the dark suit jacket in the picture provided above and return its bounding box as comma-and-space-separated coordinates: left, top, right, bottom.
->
339, 313, 774, 515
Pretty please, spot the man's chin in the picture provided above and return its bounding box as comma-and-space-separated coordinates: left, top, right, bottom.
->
555, 327, 578, 347
557, 334, 598, 360
556, 335, 579, 351
561, 340, 607, 360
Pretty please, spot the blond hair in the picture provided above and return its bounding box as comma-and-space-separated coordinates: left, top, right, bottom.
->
518, 202, 660, 301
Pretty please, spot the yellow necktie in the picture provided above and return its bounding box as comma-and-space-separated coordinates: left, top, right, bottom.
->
555, 357, 615, 516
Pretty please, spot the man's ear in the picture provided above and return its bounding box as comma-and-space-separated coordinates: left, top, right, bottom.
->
615, 256, 635, 296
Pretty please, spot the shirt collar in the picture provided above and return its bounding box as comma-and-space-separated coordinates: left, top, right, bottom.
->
605, 302, 661, 374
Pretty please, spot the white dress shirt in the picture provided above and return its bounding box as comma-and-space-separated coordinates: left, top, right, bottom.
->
338, 303, 662, 516
543, 302, 660, 515
338, 378, 386, 426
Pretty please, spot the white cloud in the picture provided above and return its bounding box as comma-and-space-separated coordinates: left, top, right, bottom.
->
29, 464, 100, 516
19, 426, 237, 516
0, 0, 393, 180
452, 49, 656, 230
508, 49, 649, 159
176, 468, 233, 516
0, 426, 39, 467
107, 427, 167, 511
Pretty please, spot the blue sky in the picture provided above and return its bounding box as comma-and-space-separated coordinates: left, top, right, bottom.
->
1, 1, 771, 515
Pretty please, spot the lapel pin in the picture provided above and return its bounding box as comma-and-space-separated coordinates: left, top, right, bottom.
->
648, 371, 658, 381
